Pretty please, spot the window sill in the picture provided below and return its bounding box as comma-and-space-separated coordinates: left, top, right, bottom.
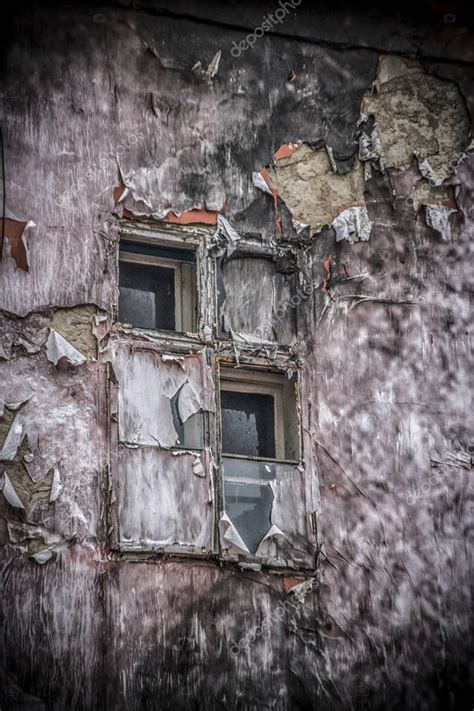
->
222, 452, 302, 467
112, 322, 210, 349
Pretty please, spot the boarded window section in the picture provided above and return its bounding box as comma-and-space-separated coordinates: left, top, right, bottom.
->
217, 255, 297, 345
112, 344, 213, 450
221, 390, 275, 458
119, 241, 196, 333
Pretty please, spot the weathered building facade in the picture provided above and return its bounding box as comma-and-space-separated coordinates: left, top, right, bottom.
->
0, 1, 472, 708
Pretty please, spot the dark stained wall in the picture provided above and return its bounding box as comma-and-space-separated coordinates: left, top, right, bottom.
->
0, 2, 472, 709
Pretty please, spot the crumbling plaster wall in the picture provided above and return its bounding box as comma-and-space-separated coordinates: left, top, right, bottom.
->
0, 1, 472, 709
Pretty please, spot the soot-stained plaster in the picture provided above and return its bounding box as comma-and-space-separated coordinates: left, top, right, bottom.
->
0, 1, 473, 709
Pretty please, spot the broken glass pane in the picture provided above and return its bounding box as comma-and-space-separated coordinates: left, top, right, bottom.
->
119, 260, 175, 330
221, 391, 275, 458
224, 481, 273, 554
222, 456, 277, 481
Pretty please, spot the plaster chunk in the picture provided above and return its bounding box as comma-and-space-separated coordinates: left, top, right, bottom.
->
266, 143, 366, 232
362, 56, 470, 183
412, 179, 455, 212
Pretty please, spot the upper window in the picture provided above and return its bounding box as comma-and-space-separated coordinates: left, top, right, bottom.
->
118, 239, 197, 333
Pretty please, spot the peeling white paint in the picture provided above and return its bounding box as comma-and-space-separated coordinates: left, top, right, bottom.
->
192, 455, 205, 477
252, 170, 273, 196
111, 344, 213, 449
0, 414, 25, 461
46, 330, 87, 366
215, 215, 242, 256
1, 471, 25, 508
425, 205, 457, 240
255, 524, 287, 558
32, 548, 54, 564
332, 206, 372, 243
49, 466, 63, 503
178, 381, 202, 424
417, 157, 446, 187
219, 513, 250, 556
292, 218, 310, 234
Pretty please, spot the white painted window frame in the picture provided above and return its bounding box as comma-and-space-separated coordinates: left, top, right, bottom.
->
219, 368, 299, 463
119, 250, 197, 333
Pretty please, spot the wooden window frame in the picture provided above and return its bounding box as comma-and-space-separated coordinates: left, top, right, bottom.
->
118, 249, 197, 334
219, 367, 301, 463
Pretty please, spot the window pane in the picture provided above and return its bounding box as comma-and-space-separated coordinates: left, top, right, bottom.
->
222, 456, 278, 481
221, 391, 275, 458
224, 481, 273, 554
119, 260, 175, 330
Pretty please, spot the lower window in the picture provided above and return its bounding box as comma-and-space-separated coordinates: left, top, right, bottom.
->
219, 367, 301, 555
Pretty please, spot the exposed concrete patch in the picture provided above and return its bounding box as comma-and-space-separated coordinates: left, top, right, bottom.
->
266, 144, 366, 233
412, 179, 456, 212
51, 306, 98, 359
362, 56, 470, 184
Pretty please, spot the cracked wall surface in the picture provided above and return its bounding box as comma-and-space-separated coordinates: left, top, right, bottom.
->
0, 1, 472, 709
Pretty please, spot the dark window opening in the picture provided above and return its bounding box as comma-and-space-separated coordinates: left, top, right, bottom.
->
118, 241, 197, 333
119, 260, 175, 331
221, 390, 275, 458
224, 481, 273, 554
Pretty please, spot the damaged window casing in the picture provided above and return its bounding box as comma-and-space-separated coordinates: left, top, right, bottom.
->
118, 234, 197, 333
220, 367, 301, 461
106, 220, 318, 570
219, 366, 306, 559
217, 242, 298, 347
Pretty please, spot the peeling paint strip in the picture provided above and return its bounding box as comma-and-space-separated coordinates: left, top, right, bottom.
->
425, 205, 457, 241
1, 471, 25, 508
0, 397, 31, 418
216, 215, 242, 256
177, 381, 202, 423
218, 513, 250, 556
49, 466, 63, 502
0, 414, 24, 460
255, 524, 287, 558
32, 549, 54, 564
46, 330, 87, 366
192, 455, 205, 477
332, 206, 371, 243
252, 170, 273, 196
